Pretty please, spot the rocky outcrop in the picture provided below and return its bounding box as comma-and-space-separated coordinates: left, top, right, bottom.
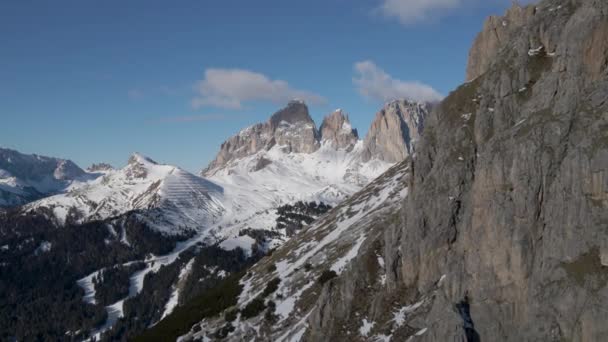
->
367, 0, 608, 341
319, 109, 359, 150
202, 101, 320, 175
87, 163, 114, 172
465, 4, 535, 81
271, 100, 320, 154
361, 100, 429, 163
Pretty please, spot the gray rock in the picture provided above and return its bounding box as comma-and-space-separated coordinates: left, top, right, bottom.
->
361, 100, 429, 163
87, 163, 114, 172
202, 101, 320, 176
203, 99, 429, 176
319, 109, 359, 150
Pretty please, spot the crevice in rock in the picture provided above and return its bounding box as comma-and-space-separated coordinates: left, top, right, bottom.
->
456, 295, 481, 342
448, 199, 462, 245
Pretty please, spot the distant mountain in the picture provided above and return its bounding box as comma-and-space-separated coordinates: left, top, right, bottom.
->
0, 99, 430, 340
25, 153, 224, 235
0, 148, 93, 207
200, 100, 429, 249
361, 100, 429, 163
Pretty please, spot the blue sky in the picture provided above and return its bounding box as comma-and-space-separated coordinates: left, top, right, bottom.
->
0, 0, 529, 172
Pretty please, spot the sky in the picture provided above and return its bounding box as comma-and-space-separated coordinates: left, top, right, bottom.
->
0, 0, 534, 173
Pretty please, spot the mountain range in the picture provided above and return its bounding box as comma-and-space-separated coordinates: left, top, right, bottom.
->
0, 96, 430, 340
2, 0, 607, 341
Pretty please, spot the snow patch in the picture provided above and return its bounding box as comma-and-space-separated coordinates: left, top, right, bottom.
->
359, 318, 375, 337
393, 300, 425, 327
331, 234, 366, 274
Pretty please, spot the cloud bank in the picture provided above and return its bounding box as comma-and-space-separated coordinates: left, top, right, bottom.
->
377, 0, 461, 24
377, 0, 538, 25
192, 68, 325, 109
353, 60, 442, 103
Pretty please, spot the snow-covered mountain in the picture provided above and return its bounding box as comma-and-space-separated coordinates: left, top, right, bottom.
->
0, 148, 94, 207
0, 99, 429, 340
15, 100, 427, 242
201, 100, 429, 248
25, 153, 224, 235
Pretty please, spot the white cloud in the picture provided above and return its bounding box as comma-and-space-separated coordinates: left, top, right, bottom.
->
192, 68, 325, 109
377, 0, 461, 24
377, 0, 539, 25
353, 60, 442, 103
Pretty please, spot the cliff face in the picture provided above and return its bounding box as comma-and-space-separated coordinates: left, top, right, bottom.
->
313, 0, 608, 340
202, 100, 427, 176
319, 109, 359, 150
465, 4, 536, 81
202, 100, 320, 175
362, 100, 429, 163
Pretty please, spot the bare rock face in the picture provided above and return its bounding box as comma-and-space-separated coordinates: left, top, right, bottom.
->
465, 4, 536, 81
202, 101, 320, 175
271, 100, 320, 154
87, 163, 114, 172
361, 100, 429, 163
319, 109, 359, 150
320, 1, 608, 341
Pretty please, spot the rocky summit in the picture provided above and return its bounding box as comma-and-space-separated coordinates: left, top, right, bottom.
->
319, 109, 359, 150
202, 100, 321, 175
361, 100, 429, 163
202, 100, 426, 177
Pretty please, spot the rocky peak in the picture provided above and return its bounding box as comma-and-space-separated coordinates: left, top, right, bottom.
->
465, 3, 536, 81
268, 100, 315, 129
319, 109, 359, 150
202, 101, 320, 176
87, 163, 114, 172
128, 153, 158, 166
53, 159, 86, 180
0, 147, 86, 182
126, 153, 159, 179
269, 100, 319, 154
361, 100, 429, 163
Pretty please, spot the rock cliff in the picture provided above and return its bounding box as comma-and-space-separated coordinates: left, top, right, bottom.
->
319, 109, 359, 150
314, 0, 608, 340
202, 100, 320, 175
361, 100, 429, 163
202, 100, 426, 176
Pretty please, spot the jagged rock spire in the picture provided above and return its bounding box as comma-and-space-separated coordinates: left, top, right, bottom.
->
319, 109, 359, 150
361, 100, 429, 163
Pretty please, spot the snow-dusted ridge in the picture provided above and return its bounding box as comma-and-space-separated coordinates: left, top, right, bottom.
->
0, 147, 95, 206
25, 152, 225, 235
203, 140, 393, 245
183, 159, 412, 341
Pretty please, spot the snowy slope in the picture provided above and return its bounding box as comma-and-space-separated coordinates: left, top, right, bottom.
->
25, 153, 224, 235
0, 148, 94, 206
204, 140, 393, 247
182, 159, 411, 341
